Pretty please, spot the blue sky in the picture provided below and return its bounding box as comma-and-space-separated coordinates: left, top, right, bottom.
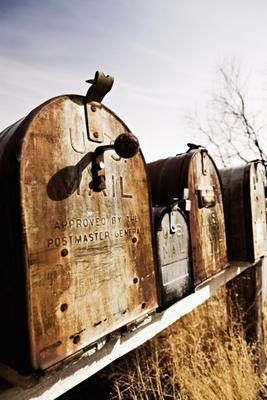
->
1, 0, 267, 161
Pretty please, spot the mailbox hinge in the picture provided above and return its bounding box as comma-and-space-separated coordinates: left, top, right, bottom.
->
201, 149, 208, 176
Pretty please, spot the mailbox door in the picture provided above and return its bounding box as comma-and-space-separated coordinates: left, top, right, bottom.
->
250, 163, 267, 259
155, 204, 192, 307
187, 151, 228, 285
220, 163, 267, 261
20, 95, 157, 370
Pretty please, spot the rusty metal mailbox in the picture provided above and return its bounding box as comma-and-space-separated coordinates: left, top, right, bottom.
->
0, 72, 158, 373
220, 162, 267, 261
153, 202, 192, 307
147, 146, 229, 286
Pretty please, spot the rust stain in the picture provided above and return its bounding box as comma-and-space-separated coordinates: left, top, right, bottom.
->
147, 149, 229, 286
16, 95, 158, 370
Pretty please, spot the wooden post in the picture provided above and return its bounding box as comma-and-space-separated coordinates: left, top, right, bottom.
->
226, 261, 265, 374
261, 256, 267, 322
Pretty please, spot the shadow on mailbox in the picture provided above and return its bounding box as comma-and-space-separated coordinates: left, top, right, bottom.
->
0, 72, 158, 373
220, 161, 267, 262
147, 145, 229, 286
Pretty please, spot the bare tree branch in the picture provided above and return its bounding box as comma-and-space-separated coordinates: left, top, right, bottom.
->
188, 62, 267, 172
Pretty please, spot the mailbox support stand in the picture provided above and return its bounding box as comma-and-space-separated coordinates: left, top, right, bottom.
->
227, 260, 266, 374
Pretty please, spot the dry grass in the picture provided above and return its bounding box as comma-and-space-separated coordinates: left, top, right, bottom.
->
263, 301, 267, 355
101, 287, 262, 400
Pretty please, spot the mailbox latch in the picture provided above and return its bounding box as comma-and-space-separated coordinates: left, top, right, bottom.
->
169, 206, 179, 234
175, 189, 191, 212
92, 132, 139, 191
197, 185, 216, 208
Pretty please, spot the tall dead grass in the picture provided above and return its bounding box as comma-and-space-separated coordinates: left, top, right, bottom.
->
103, 287, 262, 400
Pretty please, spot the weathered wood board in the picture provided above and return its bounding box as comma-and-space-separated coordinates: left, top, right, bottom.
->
0, 261, 257, 400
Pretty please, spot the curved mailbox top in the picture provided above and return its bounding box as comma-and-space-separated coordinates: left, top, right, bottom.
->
220, 162, 267, 261
147, 148, 229, 286
0, 95, 157, 372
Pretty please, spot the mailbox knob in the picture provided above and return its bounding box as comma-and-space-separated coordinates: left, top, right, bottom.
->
92, 132, 140, 191
94, 132, 139, 159
114, 132, 139, 159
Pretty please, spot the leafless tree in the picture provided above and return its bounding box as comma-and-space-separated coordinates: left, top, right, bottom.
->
188, 63, 267, 174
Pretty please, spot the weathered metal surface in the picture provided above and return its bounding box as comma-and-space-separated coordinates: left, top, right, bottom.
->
220, 162, 267, 261
147, 148, 229, 286
153, 202, 192, 307
0, 92, 158, 372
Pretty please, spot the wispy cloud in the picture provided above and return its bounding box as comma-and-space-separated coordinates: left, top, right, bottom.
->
1, 0, 267, 159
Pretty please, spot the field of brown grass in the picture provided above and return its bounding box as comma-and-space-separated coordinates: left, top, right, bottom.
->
102, 287, 261, 399
60, 287, 263, 400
